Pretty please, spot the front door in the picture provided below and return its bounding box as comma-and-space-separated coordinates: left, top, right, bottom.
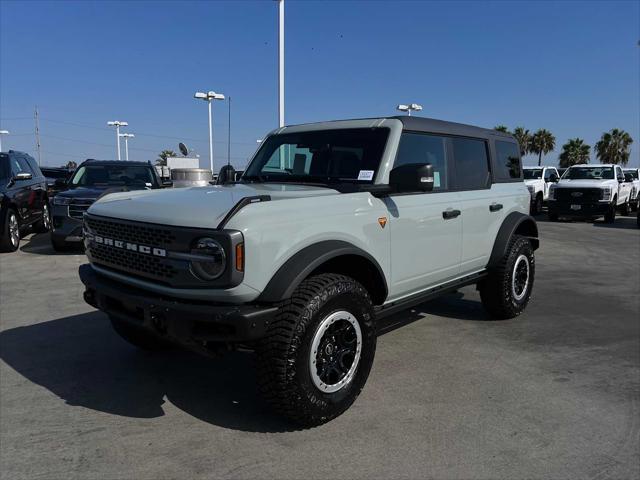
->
386, 132, 462, 301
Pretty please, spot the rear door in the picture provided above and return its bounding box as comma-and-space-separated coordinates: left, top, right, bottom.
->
24, 155, 46, 217
386, 132, 462, 300
7, 155, 33, 224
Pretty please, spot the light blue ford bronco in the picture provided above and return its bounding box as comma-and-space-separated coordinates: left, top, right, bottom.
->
79, 116, 539, 426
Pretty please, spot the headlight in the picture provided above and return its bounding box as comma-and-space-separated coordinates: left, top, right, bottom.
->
548, 185, 556, 200
189, 237, 226, 280
52, 196, 72, 206
600, 187, 612, 202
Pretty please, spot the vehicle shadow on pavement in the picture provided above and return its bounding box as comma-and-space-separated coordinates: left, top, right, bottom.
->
592, 216, 639, 230
19, 233, 83, 256
0, 311, 295, 433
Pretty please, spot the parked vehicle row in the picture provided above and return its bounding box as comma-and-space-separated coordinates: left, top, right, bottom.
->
523, 165, 560, 215
623, 167, 640, 211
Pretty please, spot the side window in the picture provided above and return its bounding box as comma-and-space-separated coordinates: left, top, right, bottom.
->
24, 156, 41, 177
494, 141, 521, 180
451, 137, 490, 190
394, 133, 448, 191
544, 168, 554, 181
10, 156, 32, 176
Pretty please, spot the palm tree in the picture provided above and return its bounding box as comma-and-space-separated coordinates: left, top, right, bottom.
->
512, 127, 531, 157
494, 125, 510, 133
559, 138, 590, 167
530, 129, 556, 166
156, 149, 177, 166
595, 129, 634, 165
65, 160, 78, 170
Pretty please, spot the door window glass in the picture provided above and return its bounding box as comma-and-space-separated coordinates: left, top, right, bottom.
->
451, 137, 490, 190
494, 141, 521, 179
394, 133, 448, 190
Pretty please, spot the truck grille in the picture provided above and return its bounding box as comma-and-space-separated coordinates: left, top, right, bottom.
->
90, 243, 177, 280
555, 188, 601, 204
85, 216, 176, 248
68, 198, 95, 220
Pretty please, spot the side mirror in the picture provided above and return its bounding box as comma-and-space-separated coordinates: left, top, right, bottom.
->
624, 173, 634, 183
549, 173, 559, 183
15, 172, 32, 181
162, 180, 173, 188
389, 163, 434, 193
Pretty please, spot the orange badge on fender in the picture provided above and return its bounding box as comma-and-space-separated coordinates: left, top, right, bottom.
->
378, 217, 387, 229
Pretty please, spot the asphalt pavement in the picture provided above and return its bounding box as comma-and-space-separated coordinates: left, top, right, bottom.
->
1, 214, 638, 479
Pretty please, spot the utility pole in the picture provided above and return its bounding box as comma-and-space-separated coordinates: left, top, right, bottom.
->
194, 91, 224, 174
120, 133, 134, 161
227, 96, 231, 166
107, 120, 128, 160
0, 130, 9, 152
278, 0, 285, 128
34, 106, 42, 165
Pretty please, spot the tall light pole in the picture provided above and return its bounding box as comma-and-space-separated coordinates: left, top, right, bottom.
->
107, 121, 128, 160
194, 91, 225, 173
119, 133, 134, 161
0, 130, 9, 151
278, 0, 285, 127
396, 103, 423, 116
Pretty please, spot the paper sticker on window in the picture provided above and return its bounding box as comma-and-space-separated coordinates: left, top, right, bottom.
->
358, 170, 374, 181
434, 172, 441, 188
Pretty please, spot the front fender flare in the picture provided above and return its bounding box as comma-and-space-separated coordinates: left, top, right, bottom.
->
487, 212, 539, 269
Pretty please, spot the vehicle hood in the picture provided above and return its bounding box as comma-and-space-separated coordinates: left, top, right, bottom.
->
88, 183, 340, 228
57, 185, 149, 200
524, 179, 543, 186
554, 179, 615, 189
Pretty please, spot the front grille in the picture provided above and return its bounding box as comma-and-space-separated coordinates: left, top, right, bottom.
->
555, 188, 601, 204
85, 216, 176, 248
68, 199, 95, 220
90, 243, 177, 280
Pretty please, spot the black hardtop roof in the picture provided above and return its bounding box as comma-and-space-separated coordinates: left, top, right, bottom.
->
391, 116, 514, 141
80, 159, 153, 167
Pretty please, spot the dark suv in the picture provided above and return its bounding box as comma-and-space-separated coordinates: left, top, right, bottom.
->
0, 150, 51, 252
51, 160, 168, 251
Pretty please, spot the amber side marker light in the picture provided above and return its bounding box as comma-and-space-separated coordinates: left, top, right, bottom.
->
235, 243, 244, 271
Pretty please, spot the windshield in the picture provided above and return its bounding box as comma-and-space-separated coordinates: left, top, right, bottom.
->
69, 165, 157, 187
624, 169, 638, 179
243, 128, 390, 185
0, 155, 9, 181
565, 166, 614, 180
523, 169, 543, 180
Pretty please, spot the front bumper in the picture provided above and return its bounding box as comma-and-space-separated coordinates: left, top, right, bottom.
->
79, 263, 277, 344
548, 201, 610, 217
51, 206, 83, 243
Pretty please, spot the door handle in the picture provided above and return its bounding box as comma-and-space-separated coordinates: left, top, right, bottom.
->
489, 203, 503, 212
442, 209, 461, 219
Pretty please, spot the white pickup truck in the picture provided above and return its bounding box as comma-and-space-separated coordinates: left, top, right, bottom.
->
548, 164, 633, 223
523, 166, 560, 215
623, 168, 640, 212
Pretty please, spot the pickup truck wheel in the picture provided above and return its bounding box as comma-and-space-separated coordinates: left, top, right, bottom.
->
604, 199, 616, 223
479, 235, 534, 320
531, 194, 543, 216
256, 273, 376, 427
0, 208, 20, 252
620, 198, 630, 216
109, 315, 171, 351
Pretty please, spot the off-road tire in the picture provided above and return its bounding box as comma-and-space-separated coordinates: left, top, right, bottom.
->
109, 315, 170, 351
33, 202, 51, 233
604, 198, 616, 224
479, 235, 535, 320
256, 273, 376, 427
0, 208, 20, 252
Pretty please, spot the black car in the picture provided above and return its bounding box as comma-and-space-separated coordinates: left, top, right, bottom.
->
0, 150, 51, 252
51, 160, 170, 251
41, 167, 72, 198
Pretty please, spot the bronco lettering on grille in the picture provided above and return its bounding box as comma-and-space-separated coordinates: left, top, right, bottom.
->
92, 234, 167, 257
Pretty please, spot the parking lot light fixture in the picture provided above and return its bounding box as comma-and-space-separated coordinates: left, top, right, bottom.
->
0, 130, 9, 151
119, 133, 135, 161
396, 103, 423, 116
194, 91, 225, 174
107, 121, 128, 160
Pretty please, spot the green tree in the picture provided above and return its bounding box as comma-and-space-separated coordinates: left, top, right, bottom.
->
558, 138, 590, 167
156, 149, 177, 166
512, 127, 531, 157
595, 129, 634, 165
494, 125, 510, 133
530, 129, 556, 166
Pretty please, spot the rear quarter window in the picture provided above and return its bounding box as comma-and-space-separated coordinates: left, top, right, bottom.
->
494, 140, 522, 181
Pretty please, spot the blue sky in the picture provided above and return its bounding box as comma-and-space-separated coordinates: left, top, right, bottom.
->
1, 0, 638, 169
